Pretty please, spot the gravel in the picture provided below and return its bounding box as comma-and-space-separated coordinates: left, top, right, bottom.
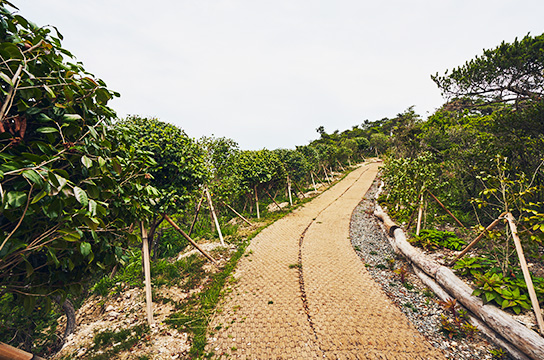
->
350, 178, 501, 360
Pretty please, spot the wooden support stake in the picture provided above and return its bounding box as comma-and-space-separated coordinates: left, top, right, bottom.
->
265, 189, 284, 211
310, 172, 317, 192
293, 181, 306, 198
322, 164, 331, 183
427, 190, 466, 229
140, 222, 154, 326
416, 193, 424, 236
505, 213, 544, 335
0, 341, 46, 360
220, 200, 253, 226
450, 213, 506, 265
188, 190, 205, 236
254, 185, 260, 219
164, 215, 218, 265
287, 175, 293, 206
205, 187, 224, 246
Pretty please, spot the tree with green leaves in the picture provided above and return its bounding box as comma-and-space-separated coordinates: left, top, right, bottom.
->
432, 33, 544, 106
118, 116, 207, 247
0, 1, 156, 347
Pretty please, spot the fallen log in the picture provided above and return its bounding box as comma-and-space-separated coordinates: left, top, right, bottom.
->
374, 206, 544, 360
412, 265, 530, 360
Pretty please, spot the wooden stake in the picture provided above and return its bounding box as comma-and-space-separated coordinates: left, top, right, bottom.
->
205, 187, 224, 246
0, 341, 46, 360
140, 222, 154, 326
310, 172, 317, 192
427, 190, 466, 229
188, 190, 205, 236
293, 181, 306, 199
265, 189, 284, 211
164, 215, 218, 265
287, 175, 293, 206
416, 193, 424, 236
505, 213, 544, 335
322, 165, 331, 183
219, 200, 253, 226
450, 213, 506, 265
254, 185, 260, 219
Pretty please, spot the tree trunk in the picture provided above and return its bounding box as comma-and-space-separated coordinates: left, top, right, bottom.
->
53, 296, 76, 344
140, 222, 154, 326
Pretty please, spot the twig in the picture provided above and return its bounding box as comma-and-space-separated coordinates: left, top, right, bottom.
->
0, 184, 33, 253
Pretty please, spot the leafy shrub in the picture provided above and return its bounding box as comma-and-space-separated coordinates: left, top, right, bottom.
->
410, 229, 466, 251
472, 272, 532, 314
453, 256, 497, 277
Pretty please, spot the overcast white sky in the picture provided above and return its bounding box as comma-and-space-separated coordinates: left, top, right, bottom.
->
13, 1, 544, 149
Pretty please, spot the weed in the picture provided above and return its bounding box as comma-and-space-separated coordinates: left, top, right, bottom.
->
410, 229, 466, 251
402, 302, 418, 313
438, 299, 477, 339
394, 265, 409, 284
288, 264, 302, 269
369, 250, 378, 255
375, 264, 387, 270
89, 324, 150, 360
489, 347, 507, 359
354, 245, 362, 252
268, 300, 274, 305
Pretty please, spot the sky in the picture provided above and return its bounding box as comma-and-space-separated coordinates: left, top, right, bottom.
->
12, 1, 544, 149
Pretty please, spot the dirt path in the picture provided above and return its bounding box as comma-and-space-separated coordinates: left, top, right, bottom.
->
207, 162, 445, 359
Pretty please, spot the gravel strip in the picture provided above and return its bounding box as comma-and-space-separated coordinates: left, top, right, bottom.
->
350, 177, 501, 360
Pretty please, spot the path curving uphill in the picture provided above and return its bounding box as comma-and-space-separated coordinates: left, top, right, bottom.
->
207, 161, 445, 359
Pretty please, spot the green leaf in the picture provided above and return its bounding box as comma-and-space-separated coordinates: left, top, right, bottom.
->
6, 191, 27, 208
73, 186, 89, 206
31, 190, 47, 204
80, 242, 92, 257
43, 84, 56, 98
36, 127, 58, 134
81, 155, 92, 169
63, 114, 82, 121
88, 199, 97, 216
0, 72, 13, 86
22, 169, 43, 186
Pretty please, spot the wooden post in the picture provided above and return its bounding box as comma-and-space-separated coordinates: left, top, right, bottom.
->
265, 189, 284, 211
505, 213, 544, 335
164, 215, 218, 265
205, 187, 224, 246
254, 185, 260, 219
293, 181, 306, 199
427, 190, 466, 229
140, 222, 154, 326
416, 193, 424, 236
0, 342, 46, 360
188, 190, 205, 236
310, 172, 317, 192
219, 201, 253, 226
287, 175, 293, 206
322, 164, 331, 183
450, 213, 506, 265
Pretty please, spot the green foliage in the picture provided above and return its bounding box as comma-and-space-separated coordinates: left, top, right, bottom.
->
381, 152, 441, 221
410, 229, 466, 251
0, 3, 154, 316
472, 271, 533, 315
432, 33, 544, 105
453, 256, 497, 277
88, 324, 150, 360
118, 116, 206, 213
0, 292, 59, 355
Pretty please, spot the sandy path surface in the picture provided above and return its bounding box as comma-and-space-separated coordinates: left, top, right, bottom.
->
207, 161, 445, 359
